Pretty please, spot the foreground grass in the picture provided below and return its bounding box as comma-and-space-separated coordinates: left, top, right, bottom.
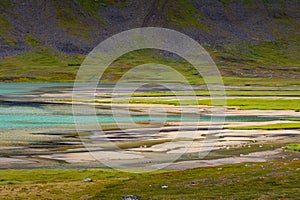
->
0, 160, 299, 199
0, 168, 117, 199
0, 168, 157, 199
227, 122, 300, 130
93, 160, 300, 200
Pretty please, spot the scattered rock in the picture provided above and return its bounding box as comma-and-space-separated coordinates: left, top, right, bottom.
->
121, 195, 141, 200
82, 178, 92, 182
80, 194, 90, 199
161, 185, 168, 189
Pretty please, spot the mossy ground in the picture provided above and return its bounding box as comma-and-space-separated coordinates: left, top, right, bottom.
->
0, 160, 299, 199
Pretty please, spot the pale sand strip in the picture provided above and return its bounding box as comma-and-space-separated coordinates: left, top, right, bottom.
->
0, 157, 37, 166
38, 151, 144, 164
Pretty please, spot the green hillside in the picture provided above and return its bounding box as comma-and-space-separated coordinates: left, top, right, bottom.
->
0, 0, 299, 83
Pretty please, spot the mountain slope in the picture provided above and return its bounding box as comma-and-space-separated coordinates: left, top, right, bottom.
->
0, 0, 299, 82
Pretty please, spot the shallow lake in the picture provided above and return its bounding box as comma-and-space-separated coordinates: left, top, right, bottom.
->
0, 83, 282, 129
0, 101, 282, 129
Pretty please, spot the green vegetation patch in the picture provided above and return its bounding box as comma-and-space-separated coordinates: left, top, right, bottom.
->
76, 0, 105, 24
131, 90, 300, 97
286, 143, 300, 151
165, 0, 208, 30
100, 0, 129, 9
99, 98, 300, 111
220, 41, 300, 67
222, 77, 300, 86
282, 118, 300, 121
227, 122, 300, 130
53, 1, 93, 38
198, 98, 300, 110
25, 34, 41, 47
0, 48, 84, 82
0, 13, 14, 44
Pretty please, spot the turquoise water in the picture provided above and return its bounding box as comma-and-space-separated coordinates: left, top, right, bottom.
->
0, 83, 283, 129
0, 102, 281, 129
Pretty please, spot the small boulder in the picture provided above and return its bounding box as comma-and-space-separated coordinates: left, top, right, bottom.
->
80, 194, 90, 199
82, 178, 92, 182
121, 195, 141, 200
